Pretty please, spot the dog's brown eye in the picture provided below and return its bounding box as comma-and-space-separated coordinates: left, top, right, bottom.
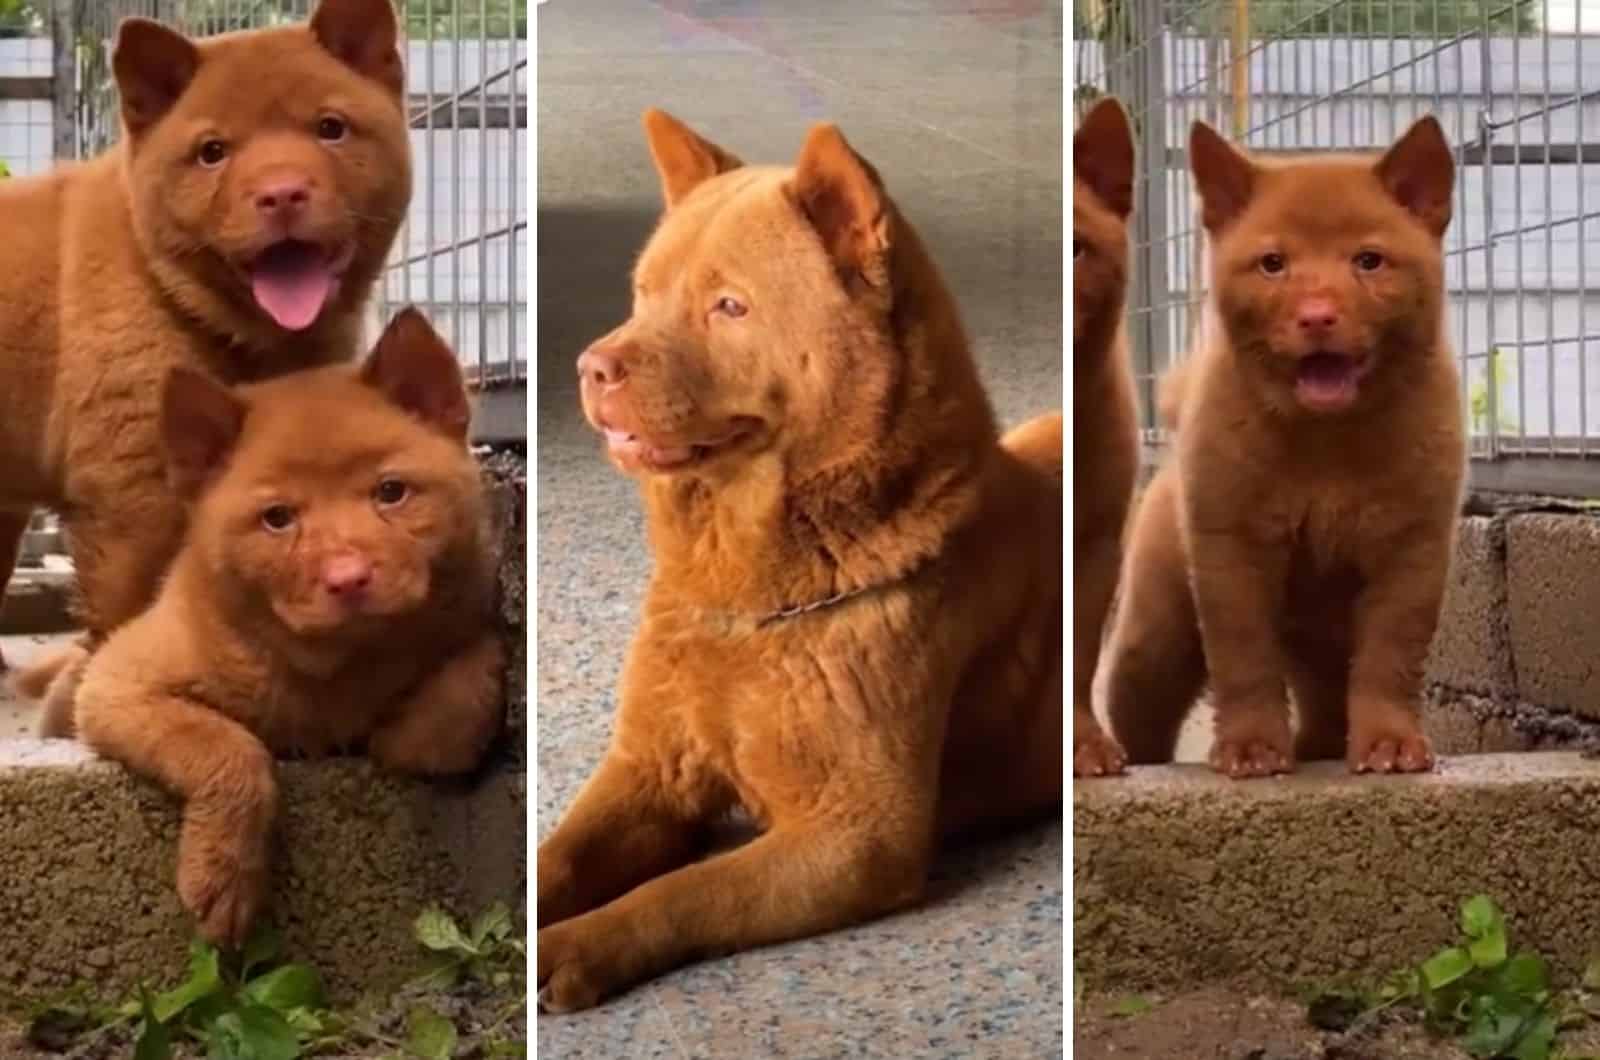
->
261, 505, 296, 533
197, 139, 228, 167
1073, 239, 1084, 260
1259, 252, 1287, 276
714, 296, 747, 318
317, 115, 348, 142
1354, 250, 1384, 272
374, 478, 410, 507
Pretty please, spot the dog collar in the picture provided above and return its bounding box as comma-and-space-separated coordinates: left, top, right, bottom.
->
755, 559, 929, 628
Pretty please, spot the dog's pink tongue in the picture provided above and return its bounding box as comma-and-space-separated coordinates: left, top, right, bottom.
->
251, 244, 334, 331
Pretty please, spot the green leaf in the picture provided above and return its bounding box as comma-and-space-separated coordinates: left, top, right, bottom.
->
234, 1004, 300, 1060
134, 1019, 173, 1060
1471, 927, 1510, 970
406, 1006, 458, 1060
208, 1005, 300, 1060
471, 902, 513, 947
153, 941, 225, 1024
135, 992, 173, 1060
1108, 995, 1153, 1018
1494, 953, 1550, 1000
1423, 947, 1476, 991
242, 964, 325, 1014
1461, 1003, 1524, 1058
414, 907, 476, 956
1510, 1011, 1558, 1060
240, 923, 282, 980
1462, 896, 1505, 941
411, 953, 464, 990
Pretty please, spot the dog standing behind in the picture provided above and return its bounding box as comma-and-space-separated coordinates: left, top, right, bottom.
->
0, 0, 410, 712
1072, 97, 1139, 777
536, 109, 1063, 1012
1102, 116, 1465, 777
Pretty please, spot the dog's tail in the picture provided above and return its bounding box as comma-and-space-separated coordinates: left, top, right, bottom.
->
6, 642, 82, 701
1001, 412, 1063, 482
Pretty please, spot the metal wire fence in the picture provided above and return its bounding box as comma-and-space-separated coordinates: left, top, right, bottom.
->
64, 0, 527, 443
1076, 0, 1600, 495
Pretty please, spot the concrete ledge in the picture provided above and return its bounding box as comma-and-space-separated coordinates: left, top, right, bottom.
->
0, 742, 526, 1002
0, 578, 74, 636
1073, 753, 1600, 993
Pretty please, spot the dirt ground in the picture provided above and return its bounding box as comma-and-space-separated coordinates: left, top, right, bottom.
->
1076, 988, 1600, 1060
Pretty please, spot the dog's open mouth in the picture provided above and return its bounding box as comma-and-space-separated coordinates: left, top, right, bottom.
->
601, 421, 755, 472
1294, 352, 1370, 412
248, 240, 354, 331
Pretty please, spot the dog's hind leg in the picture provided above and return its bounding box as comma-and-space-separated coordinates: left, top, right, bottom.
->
1103, 468, 1207, 764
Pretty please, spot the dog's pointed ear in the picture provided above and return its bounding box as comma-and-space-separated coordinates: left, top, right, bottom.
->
1074, 97, 1136, 219
641, 109, 743, 209
162, 368, 246, 498
310, 0, 404, 98
792, 123, 891, 284
1189, 121, 1257, 234
112, 18, 200, 136
363, 308, 472, 440
1376, 115, 1455, 238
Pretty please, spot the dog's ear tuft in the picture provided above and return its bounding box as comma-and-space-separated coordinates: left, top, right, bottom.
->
792, 123, 891, 285
362, 307, 472, 441
310, 0, 404, 98
641, 108, 743, 209
113, 18, 200, 135
1074, 97, 1136, 219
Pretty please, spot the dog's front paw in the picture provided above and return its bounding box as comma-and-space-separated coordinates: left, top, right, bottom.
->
1073, 728, 1127, 778
177, 814, 269, 949
1348, 700, 1434, 774
536, 919, 613, 1014
1209, 709, 1294, 779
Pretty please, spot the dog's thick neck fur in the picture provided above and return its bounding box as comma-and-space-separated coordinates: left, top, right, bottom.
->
643, 211, 997, 623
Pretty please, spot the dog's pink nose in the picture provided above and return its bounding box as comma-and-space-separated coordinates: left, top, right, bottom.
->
578, 346, 627, 388
255, 177, 312, 220
321, 553, 372, 598
1295, 296, 1340, 333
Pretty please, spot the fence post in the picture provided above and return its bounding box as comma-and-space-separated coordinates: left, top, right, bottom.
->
49, 0, 77, 161
1134, 0, 1170, 427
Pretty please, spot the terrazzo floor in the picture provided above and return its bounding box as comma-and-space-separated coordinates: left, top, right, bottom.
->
536, 0, 1065, 1055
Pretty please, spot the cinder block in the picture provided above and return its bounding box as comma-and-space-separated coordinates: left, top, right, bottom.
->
0, 744, 524, 1001
1507, 514, 1600, 721
1425, 516, 1516, 700
1073, 754, 1600, 992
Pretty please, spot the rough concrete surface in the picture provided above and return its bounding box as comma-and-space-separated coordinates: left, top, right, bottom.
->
0, 744, 523, 1003
1073, 753, 1600, 994
1506, 512, 1600, 722
482, 448, 528, 768
1426, 516, 1516, 702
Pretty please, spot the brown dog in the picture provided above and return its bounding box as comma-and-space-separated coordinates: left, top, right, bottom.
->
0, 0, 409, 690
536, 110, 1063, 1011
74, 309, 504, 947
1072, 97, 1138, 778
1103, 116, 1464, 777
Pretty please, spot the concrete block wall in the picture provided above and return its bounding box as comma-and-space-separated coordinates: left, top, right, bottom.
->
1424, 506, 1600, 753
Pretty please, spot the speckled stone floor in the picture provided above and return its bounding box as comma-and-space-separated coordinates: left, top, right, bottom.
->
536, 0, 1064, 1055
